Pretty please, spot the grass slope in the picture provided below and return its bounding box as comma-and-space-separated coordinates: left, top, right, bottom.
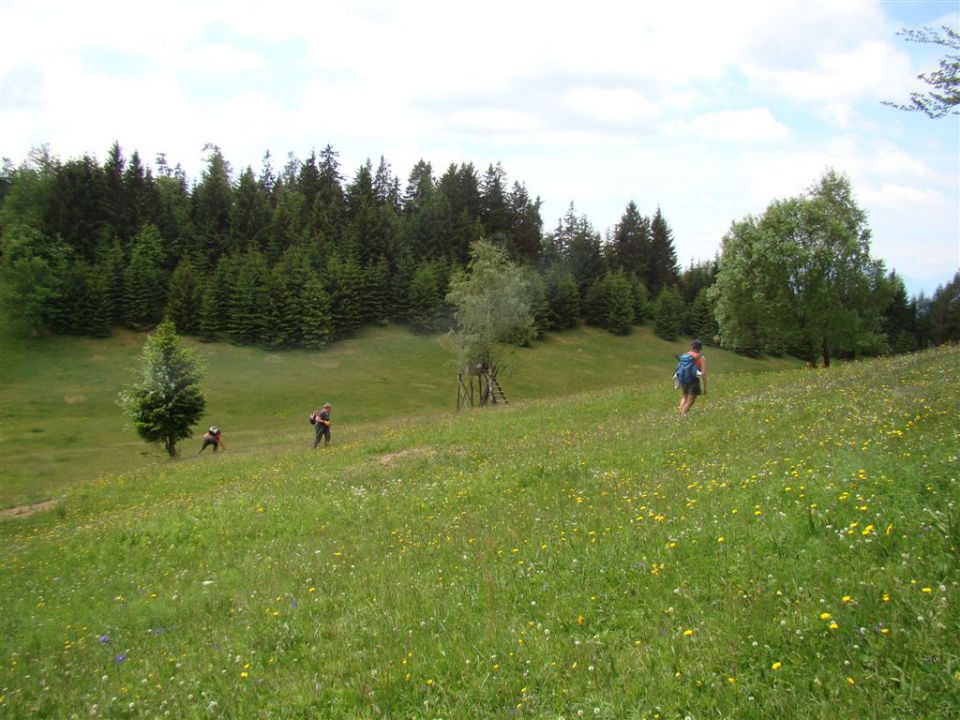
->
0, 347, 957, 718
0, 323, 796, 507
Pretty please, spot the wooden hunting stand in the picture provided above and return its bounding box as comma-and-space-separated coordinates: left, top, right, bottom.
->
457, 363, 508, 410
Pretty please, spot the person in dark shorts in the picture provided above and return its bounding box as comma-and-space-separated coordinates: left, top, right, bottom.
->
678, 340, 707, 416
310, 404, 332, 448
198, 426, 226, 454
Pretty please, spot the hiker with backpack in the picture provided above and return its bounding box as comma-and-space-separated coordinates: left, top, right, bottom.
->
198, 425, 226, 454
675, 339, 707, 416
309, 403, 332, 448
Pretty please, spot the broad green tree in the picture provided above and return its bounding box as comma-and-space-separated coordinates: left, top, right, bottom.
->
713, 170, 885, 365
119, 320, 206, 457
885, 26, 959, 118
446, 240, 535, 373
0, 224, 68, 334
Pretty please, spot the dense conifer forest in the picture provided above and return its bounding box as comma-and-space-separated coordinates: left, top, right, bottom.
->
1, 142, 956, 355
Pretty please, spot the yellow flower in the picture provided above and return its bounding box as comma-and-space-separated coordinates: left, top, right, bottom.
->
921, 587, 933, 594
829, 621, 839, 630
771, 661, 782, 671
841, 595, 852, 604
683, 629, 694, 637
846, 676, 855, 685
820, 612, 832, 621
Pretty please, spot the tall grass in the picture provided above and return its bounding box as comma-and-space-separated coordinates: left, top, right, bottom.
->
0, 346, 956, 718
0, 322, 797, 507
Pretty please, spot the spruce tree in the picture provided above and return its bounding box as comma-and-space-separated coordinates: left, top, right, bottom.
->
407, 261, 446, 332
325, 254, 363, 337
647, 207, 680, 297
119, 320, 205, 458
227, 249, 270, 345
122, 224, 167, 330
584, 276, 609, 327
197, 257, 237, 342
631, 276, 650, 325
299, 275, 333, 350
543, 263, 580, 330
605, 271, 635, 335
611, 201, 651, 279
687, 288, 718, 343
51, 260, 111, 336
264, 265, 300, 348
165, 258, 203, 335
653, 286, 685, 341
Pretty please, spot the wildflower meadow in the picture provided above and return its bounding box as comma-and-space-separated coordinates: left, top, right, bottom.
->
1, 346, 957, 718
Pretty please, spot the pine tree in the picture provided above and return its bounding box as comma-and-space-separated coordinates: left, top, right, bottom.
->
653, 286, 684, 340
479, 162, 511, 242
192, 145, 233, 264
362, 257, 391, 325
314, 145, 346, 245
165, 258, 203, 335
543, 263, 581, 330
95, 230, 126, 325
584, 276, 609, 327
227, 249, 270, 345
325, 254, 362, 337
231, 166, 273, 254
264, 265, 300, 348
631, 276, 650, 325
605, 271, 635, 335
197, 257, 238, 342
509, 182, 543, 264
611, 201, 651, 279
299, 275, 333, 350
119, 320, 205, 458
687, 288, 718, 343
51, 260, 111, 336
407, 261, 446, 332
45, 155, 107, 262
122, 224, 167, 330
647, 207, 680, 297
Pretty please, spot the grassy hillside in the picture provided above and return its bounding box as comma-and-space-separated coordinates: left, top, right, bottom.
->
0, 346, 957, 718
0, 322, 797, 507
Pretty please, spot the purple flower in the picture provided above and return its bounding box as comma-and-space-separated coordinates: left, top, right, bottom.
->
115, 652, 127, 664
98, 635, 110, 644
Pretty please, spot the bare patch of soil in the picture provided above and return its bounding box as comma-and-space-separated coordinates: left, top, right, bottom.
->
377, 447, 436, 465
1, 499, 57, 520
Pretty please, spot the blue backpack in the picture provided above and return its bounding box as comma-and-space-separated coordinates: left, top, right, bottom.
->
674, 352, 699, 385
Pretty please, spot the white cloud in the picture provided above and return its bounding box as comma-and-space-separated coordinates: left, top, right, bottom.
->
669, 108, 790, 144
444, 109, 541, 134
1, 0, 957, 293
565, 88, 660, 125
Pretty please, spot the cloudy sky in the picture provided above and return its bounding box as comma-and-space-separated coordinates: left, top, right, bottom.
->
2, 0, 958, 294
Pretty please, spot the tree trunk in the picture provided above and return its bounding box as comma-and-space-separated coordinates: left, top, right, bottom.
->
165, 437, 179, 458
821, 337, 831, 368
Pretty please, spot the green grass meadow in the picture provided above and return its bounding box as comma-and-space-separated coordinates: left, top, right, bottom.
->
1, 325, 958, 718
0, 322, 795, 507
